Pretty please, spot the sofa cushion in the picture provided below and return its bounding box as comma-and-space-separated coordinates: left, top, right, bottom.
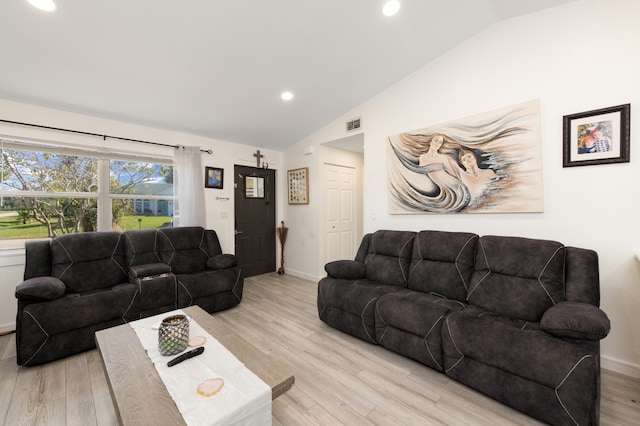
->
375, 289, 465, 370
443, 307, 596, 389
22, 283, 137, 335
407, 230, 478, 301
16, 276, 66, 301
317, 277, 403, 343
176, 268, 241, 300
157, 227, 209, 274
123, 229, 160, 267
467, 235, 565, 322
364, 230, 415, 287
51, 232, 128, 293
541, 301, 610, 340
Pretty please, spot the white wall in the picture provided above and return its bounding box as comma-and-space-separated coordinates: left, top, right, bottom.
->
0, 98, 284, 332
284, 0, 640, 377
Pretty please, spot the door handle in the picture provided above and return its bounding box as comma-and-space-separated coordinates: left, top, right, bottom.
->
234, 230, 243, 235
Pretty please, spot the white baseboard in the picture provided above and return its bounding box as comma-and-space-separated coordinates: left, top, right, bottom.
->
602, 355, 640, 379
0, 322, 16, 334
280, 269, 321, 283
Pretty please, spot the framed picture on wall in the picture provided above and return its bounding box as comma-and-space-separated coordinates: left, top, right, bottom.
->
287, 167, 309, 204
563, 104, 630, 167
205, 167, 224, 189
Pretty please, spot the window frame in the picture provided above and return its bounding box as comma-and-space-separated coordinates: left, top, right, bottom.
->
0, 137, 174, 247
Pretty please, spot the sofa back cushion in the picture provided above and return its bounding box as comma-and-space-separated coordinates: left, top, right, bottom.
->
364, 230, 415, 287
204, 229, 223, 257
51, 232, 128, 293
157, 227, 209, 274
123, 229, 160, 267
408, 230, 478, 301
467, 235, 565, 322
565, 246, 600, 306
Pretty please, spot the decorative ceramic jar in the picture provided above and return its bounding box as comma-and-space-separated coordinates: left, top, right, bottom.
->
158, 314, 189, 356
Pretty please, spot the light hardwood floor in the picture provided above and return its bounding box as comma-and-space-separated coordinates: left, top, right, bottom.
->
1, 273, 638, 425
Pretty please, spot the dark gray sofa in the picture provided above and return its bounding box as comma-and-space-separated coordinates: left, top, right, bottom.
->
317, 230, 610, 425
15, 226, 243, 366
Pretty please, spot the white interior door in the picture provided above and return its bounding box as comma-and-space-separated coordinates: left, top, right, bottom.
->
325, 163, 355, 262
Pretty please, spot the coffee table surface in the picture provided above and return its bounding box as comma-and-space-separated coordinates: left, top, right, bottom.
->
95, 305, 295, 426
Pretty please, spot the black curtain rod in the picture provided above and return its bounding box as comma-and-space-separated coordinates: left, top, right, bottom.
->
0, 119, 213, 154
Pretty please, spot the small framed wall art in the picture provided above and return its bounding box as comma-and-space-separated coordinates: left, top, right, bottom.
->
205, 167, 224, 189
287, 167, 309, 204
563, 103, 630, 167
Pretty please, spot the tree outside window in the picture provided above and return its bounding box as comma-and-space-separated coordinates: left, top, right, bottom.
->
0, 143, 174, 243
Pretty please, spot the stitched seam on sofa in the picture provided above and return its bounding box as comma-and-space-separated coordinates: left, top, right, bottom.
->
122, 287, 140, 322
444, 317, 464, 372
232, 270, 242, 302
399, 236, 414, 283
424, 315, 444, 370
554, 354, 592, 426
361, 298, 378, 343
153, 231, 160, 262
408, 233, 424, 277
54, 240, 74, 281
432, 296, 465, 309
317, 285, 327, 316
467, 270, 491, 299
537, 246, 564, 305
466, 239, 490, 300
125, 236, 135, 269
374, 303, 389, 343
408, 258, 422, 278
455, 235, 477, 291
443, 318, 465, 373
23, 310, 50, 366
178, 279, 193, 306
377, 325, 390, 343
110, 234, 127, 276
198, 229, 208, 257
160, 232, 176, 267
444, 318, 464, 373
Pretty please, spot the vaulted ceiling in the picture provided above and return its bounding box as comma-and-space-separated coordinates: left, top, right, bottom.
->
0, 0, 576, 151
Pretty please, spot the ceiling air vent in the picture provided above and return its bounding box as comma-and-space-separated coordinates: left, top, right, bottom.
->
346, 117, 361, 132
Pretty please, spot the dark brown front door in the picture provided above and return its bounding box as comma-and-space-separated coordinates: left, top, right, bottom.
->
234, 165, 276, 277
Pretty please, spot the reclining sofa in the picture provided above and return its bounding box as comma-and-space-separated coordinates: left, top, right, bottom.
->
15, 226, 243, 366
317, 230, 611, 425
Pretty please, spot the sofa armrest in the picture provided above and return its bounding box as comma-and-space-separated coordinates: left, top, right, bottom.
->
129, 263, 172, 279
206, 254, 238, 270
325, 260, 366, 279
540, 301, 610, 341
15, 276, 66, 301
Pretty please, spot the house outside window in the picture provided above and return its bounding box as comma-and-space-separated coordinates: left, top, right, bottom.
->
0, 139, 174, 249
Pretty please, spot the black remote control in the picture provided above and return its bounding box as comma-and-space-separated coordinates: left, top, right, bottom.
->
167, 346, 205, 367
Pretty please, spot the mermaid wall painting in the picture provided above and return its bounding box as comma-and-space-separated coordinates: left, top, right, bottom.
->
388, 99, 544, 214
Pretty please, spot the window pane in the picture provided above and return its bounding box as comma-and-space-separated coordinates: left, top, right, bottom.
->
0, 197, 97, 239
1, 149, 97, 192
111, 199, 173, 231
110, 161, 173, 195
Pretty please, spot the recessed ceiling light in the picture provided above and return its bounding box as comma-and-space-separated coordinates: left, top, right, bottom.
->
28, 0, 56, 12
382, 0, 400, 17
281, 91, 294, 101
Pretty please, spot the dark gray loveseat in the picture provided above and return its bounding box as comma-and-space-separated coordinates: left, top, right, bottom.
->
317, 230, 611, 425
15, 226, 243, 366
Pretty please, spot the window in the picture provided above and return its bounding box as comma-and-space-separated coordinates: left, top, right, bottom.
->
0, 139, 173, 248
